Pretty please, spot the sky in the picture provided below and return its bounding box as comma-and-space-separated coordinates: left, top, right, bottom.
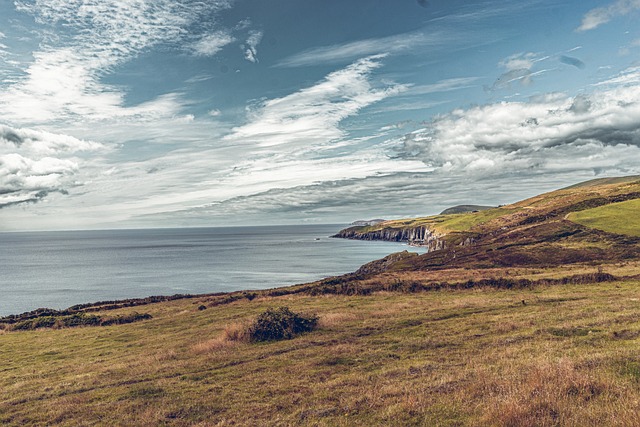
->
1, 0, 640, 231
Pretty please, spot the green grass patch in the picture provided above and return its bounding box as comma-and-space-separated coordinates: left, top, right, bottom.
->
359, 207, 509, 235
567, 199, 640, 237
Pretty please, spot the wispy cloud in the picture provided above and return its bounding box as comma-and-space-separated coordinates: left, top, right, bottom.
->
276, 31, 451, 68
226, 55, 407, 147
409, 77, 480, 95
592, 66, 640, 86
2, 0, 232, 124
486, 52, 551, 92
578, 0, 640, 31
190, 31, 235, 56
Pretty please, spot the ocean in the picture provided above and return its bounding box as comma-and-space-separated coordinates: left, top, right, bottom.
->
0, 225, 421, 316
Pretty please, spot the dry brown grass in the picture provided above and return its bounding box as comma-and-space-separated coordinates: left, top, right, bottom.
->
474, 358, 639, 427
317, 312, 360, 329
4, 280, 640, 426
191, 337, 237, 354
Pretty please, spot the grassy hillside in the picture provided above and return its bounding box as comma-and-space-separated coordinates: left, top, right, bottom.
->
2, 176, 640, 426
568, 199, 640, 237
336, 176, 640, 270
561, 175, 640, 189
3, 279, 640, 426
346, 207, 510, 238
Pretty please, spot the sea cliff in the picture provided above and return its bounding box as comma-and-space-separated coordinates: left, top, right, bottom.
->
332, 224, 446, 252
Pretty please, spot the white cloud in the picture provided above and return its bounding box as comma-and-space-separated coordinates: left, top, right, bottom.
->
190, 31, 235, 56
208, 109, 222, 117
578, 0, 640, 31
225, 55, 407, 148
0, 125, 104, 155
0, 125, 104, 208
276, 30, 450, 67
8, 57, 424, 227
243, 30, 263, 63
593, 66, 640, 86
397, 74, 640, 175
2, 0, 232, 124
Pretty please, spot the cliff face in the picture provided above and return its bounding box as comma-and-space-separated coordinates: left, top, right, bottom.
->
332, 225, 446, 252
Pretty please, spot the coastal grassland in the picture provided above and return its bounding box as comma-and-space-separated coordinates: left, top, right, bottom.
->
357, 207, 510, 235
568, 199, 640, 237
3, 280, 640, 426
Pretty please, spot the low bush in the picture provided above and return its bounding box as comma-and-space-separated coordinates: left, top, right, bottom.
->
231, 307, 318, 342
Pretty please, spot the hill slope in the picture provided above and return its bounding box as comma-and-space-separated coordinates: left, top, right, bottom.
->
332, 176, 640, 277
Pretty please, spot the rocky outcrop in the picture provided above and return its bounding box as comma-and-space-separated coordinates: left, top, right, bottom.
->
332, 225, 446, 252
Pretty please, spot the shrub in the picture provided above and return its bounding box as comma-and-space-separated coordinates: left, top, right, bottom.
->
246, 307, 318, 342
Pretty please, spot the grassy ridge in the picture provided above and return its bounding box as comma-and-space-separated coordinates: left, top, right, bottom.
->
356, 207, 509, 235
568, 199, 640, 237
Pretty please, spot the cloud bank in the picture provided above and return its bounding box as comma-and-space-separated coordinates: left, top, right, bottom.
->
0, 125, 104, 208
399, 71, 640, 176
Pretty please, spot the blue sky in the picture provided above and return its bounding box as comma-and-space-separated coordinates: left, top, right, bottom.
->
1, 0, 640, 230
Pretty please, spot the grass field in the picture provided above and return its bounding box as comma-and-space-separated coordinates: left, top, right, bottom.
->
3, 279, 640, 426
568, 199, 640, 237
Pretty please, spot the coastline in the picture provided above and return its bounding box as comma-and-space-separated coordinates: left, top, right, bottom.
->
0, 225, 416, 317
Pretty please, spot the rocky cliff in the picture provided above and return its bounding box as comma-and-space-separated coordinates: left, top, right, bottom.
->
332, 225, 446, 252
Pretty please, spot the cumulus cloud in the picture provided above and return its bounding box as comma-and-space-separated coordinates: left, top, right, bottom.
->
0, 153, 75, 208
0, 125, 104, 155
243, 30, 263, 63
0, 124, 104, 208
568, 94, 592, 114
578, 0, 640, 31
225, 55, 408, 148
396, 76, 640, 175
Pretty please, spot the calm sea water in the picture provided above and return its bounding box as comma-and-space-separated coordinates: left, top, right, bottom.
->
0, 225, 420, 316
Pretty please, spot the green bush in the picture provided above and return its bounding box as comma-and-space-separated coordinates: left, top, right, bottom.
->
247, 307, 318, 342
